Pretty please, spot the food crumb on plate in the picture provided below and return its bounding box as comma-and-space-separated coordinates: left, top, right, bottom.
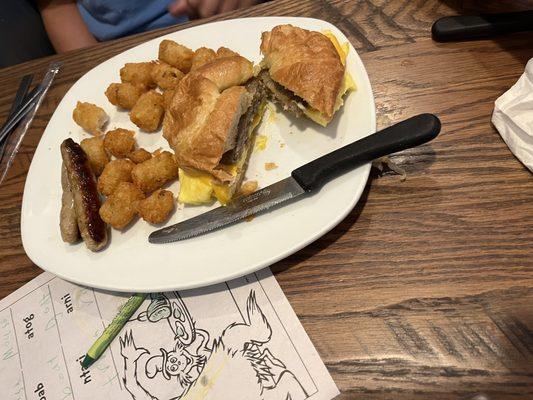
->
245, 215, 255, 222
264, 162, 278, 171
239, 180, 258, 196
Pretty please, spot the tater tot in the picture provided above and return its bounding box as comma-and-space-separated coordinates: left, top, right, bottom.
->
151, 62, 184, 90
158, 40, 193, 73
132, 151, 178, 193
80, 136, 109, 176
97, 159, 135, 196
72, 102, 109, 135
103, 128, 136, 158
162, 88, 176, 109
128, 148, 152, 164
137, 189, 174, 224
130, 91, 164, 132
120, 62, 156, 89
190, 47, 216, 71
105, 82, 144, 110
99, 182, 144, 229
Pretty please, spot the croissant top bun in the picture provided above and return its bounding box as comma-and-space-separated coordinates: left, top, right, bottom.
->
163, 54, 254, 180
260, 24, 345, 121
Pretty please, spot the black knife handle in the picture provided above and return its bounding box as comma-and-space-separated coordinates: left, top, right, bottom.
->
291, 113, 441, 192
432, 11, 533, 42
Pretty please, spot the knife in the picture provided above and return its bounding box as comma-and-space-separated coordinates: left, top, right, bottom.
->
432, 11, 533, 42
149, 113, 441, 243
0, 74, 33, 162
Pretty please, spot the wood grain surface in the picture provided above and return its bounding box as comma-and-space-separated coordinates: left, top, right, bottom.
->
0, 1, 532, 399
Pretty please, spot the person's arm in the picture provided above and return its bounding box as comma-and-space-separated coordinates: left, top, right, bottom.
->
37, 0, 98, 53
169, 0, 260, 19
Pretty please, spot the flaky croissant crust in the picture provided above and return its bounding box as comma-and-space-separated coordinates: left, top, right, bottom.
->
163, 55, 253, 178
260, 24, 345, 118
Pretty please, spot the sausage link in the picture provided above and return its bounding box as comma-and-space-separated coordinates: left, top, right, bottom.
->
61, 138, 108, 251
60, 162, 80, 243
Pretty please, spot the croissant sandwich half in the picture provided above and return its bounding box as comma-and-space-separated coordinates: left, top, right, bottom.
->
163, 51, 268, 205
259, 24, 356, 127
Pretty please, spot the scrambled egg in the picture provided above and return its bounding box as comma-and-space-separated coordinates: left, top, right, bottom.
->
178, 168, 214, 205
303, 31, 357, 126
178, 102, 267, 205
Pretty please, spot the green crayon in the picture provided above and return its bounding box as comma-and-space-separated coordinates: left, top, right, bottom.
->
81, 293, 147, 369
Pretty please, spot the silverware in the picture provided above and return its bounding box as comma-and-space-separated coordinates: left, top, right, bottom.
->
0, 74, 33, 160
0, 85, 45, 145
8, 75, 33, 116
0, 62, 61, 185
432, 11, 533, 42
149, 113, 442, 244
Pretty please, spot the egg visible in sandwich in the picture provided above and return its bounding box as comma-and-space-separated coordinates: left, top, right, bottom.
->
163, 52, 268, 205
259, 24, 356, 127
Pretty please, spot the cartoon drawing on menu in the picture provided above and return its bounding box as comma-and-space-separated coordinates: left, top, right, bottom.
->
119, 292, 210, 399
119, 290, 308, 400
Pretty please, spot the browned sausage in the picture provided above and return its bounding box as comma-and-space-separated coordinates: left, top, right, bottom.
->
60, 162, 80, 243
61, 138, 108, 251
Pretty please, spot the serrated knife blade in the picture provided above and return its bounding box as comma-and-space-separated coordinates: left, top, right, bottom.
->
149, 113, 441, 244
149, 176, 305, 243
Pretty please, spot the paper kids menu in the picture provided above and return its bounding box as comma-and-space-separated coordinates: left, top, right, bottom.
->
0, 268, 339, 400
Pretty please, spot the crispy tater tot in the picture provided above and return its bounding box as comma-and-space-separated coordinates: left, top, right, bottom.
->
120, 62, 156, 89
132, 151, 178, 193
80, 136, 109, 176
158, 40, 193, 73
130, 90, 164, 132
162, 88, 176, 109
99, 182, 144, 229
128, 148, 152, 164
97, 159, 135, 196
150, 62, 184, 90
72, 102, 108, 135
103, 128, 136, 158
137, 189, 174, 224
105, 82, 144, 110
216, 47, 240, 58
190, 47, 216, 71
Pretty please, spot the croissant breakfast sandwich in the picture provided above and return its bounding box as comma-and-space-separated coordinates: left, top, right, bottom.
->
259, 24, 356, 127
163, 51, 268, 205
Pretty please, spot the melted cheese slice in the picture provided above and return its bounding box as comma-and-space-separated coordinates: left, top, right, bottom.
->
303, 31, 357, 126
178, 102, 267, 205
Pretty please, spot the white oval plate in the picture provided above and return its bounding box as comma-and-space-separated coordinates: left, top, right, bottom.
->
21, 17, 375, 292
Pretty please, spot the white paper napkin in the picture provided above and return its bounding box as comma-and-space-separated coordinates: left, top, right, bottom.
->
492, 58, 533, 172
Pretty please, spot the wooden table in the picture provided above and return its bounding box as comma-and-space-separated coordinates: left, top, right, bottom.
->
1, 1, 532, 398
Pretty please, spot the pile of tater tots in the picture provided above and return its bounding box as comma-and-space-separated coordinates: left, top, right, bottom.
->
70, 39, 201, 230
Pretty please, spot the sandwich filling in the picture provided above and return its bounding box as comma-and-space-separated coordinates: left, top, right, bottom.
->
258, 70, 305, 118
178, 77, 267, 205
